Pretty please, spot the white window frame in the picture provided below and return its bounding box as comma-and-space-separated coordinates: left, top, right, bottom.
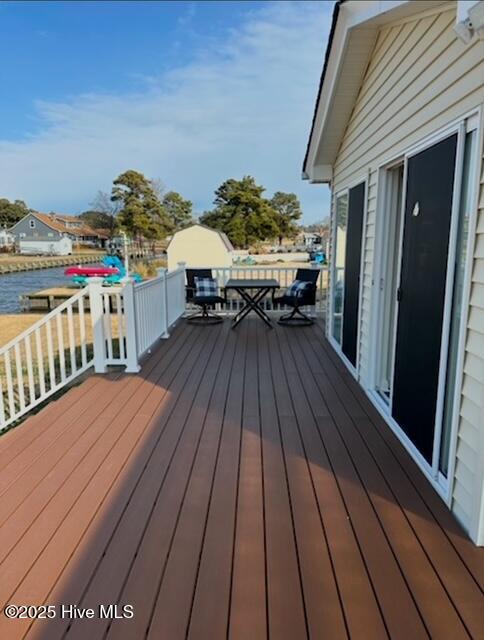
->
29, 219, 36, 229
328, 176, 368, 379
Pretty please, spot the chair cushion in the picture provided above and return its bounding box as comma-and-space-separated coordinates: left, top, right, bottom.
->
285, 280, 314, 298
194, 277, 218, 298
193, 295, 225, 305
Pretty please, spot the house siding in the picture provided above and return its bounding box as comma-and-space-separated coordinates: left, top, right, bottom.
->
330, 4, 484, 540
11, 214, 62, 240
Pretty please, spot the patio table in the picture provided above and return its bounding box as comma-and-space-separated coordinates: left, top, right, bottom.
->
225, 278, 279, 329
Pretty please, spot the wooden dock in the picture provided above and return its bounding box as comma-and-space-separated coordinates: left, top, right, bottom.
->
0, 318, 482, 639
19, 287, 82, 312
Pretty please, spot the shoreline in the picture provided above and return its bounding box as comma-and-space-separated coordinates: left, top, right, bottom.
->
0, 253, 103, 275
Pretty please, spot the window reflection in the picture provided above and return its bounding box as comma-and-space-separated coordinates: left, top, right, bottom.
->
332, 193, 348, 344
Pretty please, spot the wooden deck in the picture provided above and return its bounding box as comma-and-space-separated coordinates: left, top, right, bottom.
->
0, 318, 482, 640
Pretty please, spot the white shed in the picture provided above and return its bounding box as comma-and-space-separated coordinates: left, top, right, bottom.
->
19, 236, 73, 256
167, 224, 234, 271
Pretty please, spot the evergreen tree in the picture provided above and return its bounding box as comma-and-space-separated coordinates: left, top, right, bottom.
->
111, 170, 172, 246
0, 198, 31, 228
162, 191, 193, 230
270, 191, 302, 245
200, 176, 278, 248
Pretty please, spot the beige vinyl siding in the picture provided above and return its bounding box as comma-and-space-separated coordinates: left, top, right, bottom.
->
330, 4, 484, 537
456, 155, 484, 541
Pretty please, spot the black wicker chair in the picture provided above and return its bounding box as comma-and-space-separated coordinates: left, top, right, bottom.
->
185, 268, 226, 324
273, 268, 319, 326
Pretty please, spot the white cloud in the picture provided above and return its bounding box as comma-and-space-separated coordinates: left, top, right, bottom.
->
0, 1, 331, 222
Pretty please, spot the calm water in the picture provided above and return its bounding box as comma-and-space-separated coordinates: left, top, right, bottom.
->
0, 266, 74, 313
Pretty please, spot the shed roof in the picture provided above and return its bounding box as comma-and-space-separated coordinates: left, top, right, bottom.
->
167, 223, 234, 252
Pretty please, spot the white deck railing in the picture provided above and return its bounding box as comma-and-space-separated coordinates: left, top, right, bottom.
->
129, 266, 185, 360
185, 265, 329, 314
0, 288, 94, 430
0, 268, 187, 431
0, 263, 326, 431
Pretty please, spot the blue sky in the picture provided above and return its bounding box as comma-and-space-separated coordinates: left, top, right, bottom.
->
0, 1, 332, 223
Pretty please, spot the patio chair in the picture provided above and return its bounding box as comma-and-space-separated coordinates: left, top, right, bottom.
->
273, 268, 319, 326
185, 268, 226, 324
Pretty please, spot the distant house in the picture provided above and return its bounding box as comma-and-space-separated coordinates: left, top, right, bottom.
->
167, 223, 234, 270
303, 0, 484, 544
0, 228, 15, 248
300, 231, 322, 247
10, 212, 109, 249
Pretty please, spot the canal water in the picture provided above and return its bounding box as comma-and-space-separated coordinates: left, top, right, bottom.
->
0, 266, 71, 313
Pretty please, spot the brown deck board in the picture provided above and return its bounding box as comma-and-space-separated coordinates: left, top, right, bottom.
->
2, 323, 200, 639
287, 328, 466, 639
271, 328, 389, 639
186, 324, 248, 640
302, 328, 484, 636
257, 323, 308, 639
228, 320, 267, 640
64, 322, 227, 640
0, 318, 479, 640
146, 323, 237, 639
317, 330, 484, 592
23, 323, 213, 640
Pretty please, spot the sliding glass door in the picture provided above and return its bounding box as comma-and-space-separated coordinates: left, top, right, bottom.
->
331, 182, 365, 368
331, 192, 348, 345
373, 119, 477, 481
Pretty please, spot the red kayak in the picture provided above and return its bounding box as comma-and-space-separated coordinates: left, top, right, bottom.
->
64, 266, 120, 277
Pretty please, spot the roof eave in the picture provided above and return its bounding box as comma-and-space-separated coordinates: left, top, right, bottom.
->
303, 1, 451, 179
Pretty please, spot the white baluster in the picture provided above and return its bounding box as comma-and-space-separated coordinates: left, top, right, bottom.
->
45, 320, 56, 389
78, 295, 87, 367
35, 328, 46, 397
14, 342, 25, 411
158, 268, 170, 339
67, 305, 77, 375
24, 335, 35, 405
4, 351, 15, 418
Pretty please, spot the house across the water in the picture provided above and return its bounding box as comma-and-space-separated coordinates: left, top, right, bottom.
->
10, 211, 109, 254
304, 0, 484, 545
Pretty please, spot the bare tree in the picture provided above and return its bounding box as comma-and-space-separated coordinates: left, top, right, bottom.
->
90, 190, 121, 238
149, 178, 165, 201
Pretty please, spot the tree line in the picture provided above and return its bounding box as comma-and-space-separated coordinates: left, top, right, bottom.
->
0, 170, 303, 249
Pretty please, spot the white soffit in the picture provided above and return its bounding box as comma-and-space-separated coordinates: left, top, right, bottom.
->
304, 1, 452, 182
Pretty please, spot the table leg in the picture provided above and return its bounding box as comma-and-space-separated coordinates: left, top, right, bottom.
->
231, 288, 274, 329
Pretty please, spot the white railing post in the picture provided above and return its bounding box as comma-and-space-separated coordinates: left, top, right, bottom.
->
88, 278, 107, 373
177, 261, 187, 318
122, 279, 141, 373
157, 268, 170, 339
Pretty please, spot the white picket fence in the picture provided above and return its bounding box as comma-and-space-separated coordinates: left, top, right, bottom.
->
0, 268, 186, 431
